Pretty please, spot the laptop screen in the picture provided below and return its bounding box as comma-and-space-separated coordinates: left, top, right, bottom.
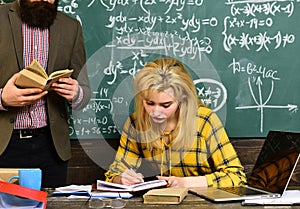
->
247, 131, 300, 194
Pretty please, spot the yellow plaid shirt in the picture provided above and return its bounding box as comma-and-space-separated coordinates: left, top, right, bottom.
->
105, 106, 247, 187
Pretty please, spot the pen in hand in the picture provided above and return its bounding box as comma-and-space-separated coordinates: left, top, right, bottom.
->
121, 158, 144, 183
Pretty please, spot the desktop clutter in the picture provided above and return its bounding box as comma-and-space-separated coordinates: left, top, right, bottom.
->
2, 165, 300, 209
67, 179, 300, 207
46, 177, 300, 207
0, 168, 188, 209
0, 168, 48, 209
52, 179, 175, 198
51, 178, 189, 206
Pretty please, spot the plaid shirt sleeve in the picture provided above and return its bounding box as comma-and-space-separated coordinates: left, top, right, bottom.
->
105, 116, 142, 182
198, 107, 247, 187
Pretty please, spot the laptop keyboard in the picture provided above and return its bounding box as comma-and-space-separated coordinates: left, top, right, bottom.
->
220, 187, 264, 196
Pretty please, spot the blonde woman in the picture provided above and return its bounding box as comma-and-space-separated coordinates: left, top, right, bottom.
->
105, 58, 246, 188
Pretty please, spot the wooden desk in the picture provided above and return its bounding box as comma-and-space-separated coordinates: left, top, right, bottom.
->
46, 193, 300, 209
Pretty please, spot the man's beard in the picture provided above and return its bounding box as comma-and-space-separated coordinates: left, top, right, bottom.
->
20, 0, 58, 29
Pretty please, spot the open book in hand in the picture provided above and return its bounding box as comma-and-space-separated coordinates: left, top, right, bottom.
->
15, 59, 73, 90
96, 179, 167, 193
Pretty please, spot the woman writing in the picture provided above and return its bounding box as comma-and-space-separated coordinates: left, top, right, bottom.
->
105, 58, 246, 188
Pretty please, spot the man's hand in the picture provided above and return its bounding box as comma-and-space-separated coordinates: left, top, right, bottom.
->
51, 77, 79, 102
2, 73, 48, 107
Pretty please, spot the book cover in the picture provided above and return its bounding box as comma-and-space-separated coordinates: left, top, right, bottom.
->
15, 59, 73, 90
96, 179, 167, 193
143, 187, 188, 204
0, 168, 19, 183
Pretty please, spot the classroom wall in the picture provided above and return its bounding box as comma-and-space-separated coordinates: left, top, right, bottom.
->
66, 138, 300, 186
2, 0, 299, 139
2, 1, 299, 186
58, 0, 299, 139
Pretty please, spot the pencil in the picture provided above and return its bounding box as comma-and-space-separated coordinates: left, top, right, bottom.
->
121, 158, 144, 182
121, 158, 133, 170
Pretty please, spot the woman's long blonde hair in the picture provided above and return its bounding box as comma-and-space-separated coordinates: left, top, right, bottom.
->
134, 58, 203, 150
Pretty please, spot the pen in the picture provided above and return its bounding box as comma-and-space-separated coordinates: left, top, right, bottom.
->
121, 158, 133, 170
121, 158, 144, 182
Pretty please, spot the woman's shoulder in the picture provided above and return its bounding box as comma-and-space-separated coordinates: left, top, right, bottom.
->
197, 105, 213, 115
128, 112, 137, 122
123, 113, 137, 128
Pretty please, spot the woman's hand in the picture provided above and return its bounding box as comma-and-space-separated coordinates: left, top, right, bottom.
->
113, 170, 144, 186
157, 176, 208, 188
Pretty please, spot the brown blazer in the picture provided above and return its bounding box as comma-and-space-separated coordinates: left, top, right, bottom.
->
0, 1, 91, 161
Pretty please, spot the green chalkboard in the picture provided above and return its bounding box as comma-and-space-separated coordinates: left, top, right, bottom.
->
3, 0, 300, 139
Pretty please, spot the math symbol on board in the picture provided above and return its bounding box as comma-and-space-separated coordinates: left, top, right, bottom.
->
235, 76, 298, 133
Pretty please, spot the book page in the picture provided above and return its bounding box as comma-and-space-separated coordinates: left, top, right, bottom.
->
97, 180, 131, 190
131, 180, 167, 191
96, 179, 167, 192
26, 59, 48, 79
48, 69, 73, 79
44, 70, 73, 90
15, 69, 47, 89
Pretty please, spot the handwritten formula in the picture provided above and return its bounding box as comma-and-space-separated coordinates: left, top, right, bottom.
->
3, 0, 298, 138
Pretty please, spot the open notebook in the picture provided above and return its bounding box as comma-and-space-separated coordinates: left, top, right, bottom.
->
189, 130, 300, 202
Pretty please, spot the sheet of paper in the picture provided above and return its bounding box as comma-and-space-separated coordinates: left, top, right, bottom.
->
91, 191, 133, 199
67, 192, 133, 199
242, 190, 300, 205
52, 185, 92, 196
96, 179, 167, 192
55, 185, 92, 192
54, 184, 133, 199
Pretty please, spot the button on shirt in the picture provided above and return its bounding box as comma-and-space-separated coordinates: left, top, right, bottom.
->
14, 23, 49, 129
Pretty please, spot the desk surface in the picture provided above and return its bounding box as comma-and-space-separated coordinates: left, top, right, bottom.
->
46, 193, 300, 209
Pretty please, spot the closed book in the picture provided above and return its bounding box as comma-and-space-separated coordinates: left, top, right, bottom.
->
0, 168, 19, 183
143, 187, 188, 204
15, 59, 73, 90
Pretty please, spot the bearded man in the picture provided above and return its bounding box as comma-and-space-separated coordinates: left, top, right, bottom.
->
0, 0, 91, 188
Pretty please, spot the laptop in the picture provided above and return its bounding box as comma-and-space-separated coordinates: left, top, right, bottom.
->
189, 130, 300, 202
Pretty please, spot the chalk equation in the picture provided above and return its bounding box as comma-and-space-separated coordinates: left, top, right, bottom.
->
228, 58, 298, 133
57, 0, 300, 138
2, 0, 299, 137
2, 0, 298, 137
57, 0, 299, 57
